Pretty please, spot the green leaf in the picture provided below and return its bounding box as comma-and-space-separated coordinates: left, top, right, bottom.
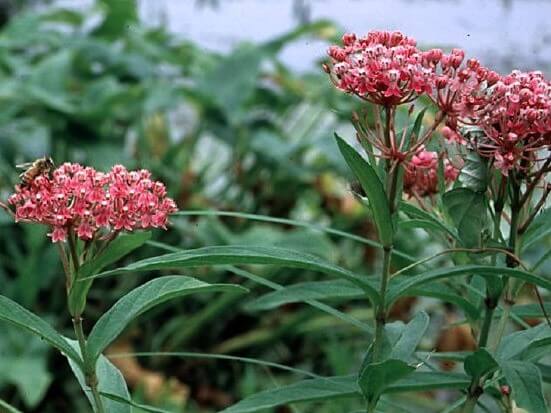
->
497, 324, 551, 361
464, 349, 498, 380
100, 392, 174, 413
458, 152, 488, 192
89, 245, 380, 305
335, 134, 393, 247
66, 340, 131, 413
387, 265, 551, 306
86, 275, 247, 363
94, 0, 138, 39
406, 284, 480, 320
387, 311, 430, 362
197, 45, 263, 124
69, 231, 151, 316
443, 188, 487, 247
0, 295, 82, 366
245, 280, 364, 311
220, 372, 469, 413
399, 201, 458, 240
358, 360, 415, 403
501, 361, 547, 413
0, 399, 23, 413
523, 208, 551, 250
219, 375, 359, 413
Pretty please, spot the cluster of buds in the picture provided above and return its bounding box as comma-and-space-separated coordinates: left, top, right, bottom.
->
403, 147, 460, 198
8, 163, 177, 243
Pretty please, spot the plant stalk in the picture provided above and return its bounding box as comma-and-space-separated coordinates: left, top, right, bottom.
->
73, 316, 105, 413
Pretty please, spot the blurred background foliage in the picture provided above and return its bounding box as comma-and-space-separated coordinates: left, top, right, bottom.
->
0, 1, 549, 412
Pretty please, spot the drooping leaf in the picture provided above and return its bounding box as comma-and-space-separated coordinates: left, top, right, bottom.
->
442, 188, 488, 247
387, 265, 551, 306
220, 371, 469, 413
66, 340, 131, 413
464, 348, 498, 380
335, 134, 394, 247
0, 295, 82, 366
86, 276, 247, 363
68, 231, 151, 316
89, 245, 380, 305
100, 392, 174, 413
501, 361, 547, 413
405, 284, 480, 320
245, 280, 364, 311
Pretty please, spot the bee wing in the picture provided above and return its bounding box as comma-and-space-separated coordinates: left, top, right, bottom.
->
16, 162, 33, 169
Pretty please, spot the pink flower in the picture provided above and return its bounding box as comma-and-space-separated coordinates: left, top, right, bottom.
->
8, 163, 178, 243
326, 31, 434, 106
404, 149, 460, 197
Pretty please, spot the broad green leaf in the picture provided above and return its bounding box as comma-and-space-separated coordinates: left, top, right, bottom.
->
245, 280, 364, 311
197, 45, 263, 124
0, 399, 23, 413
497, 324, 551, 361
335, 134, 393, 247
387, 265, 551, 306
94, 0, 138, 38
442, 188, 487, 247
69, 231, 151, 316
0, 295, 82, 366
89, 245, 380, 305
458, 152, 488, 192
220, 372, 469, 413
464, 349, 498, 380
399, 201, 458, 240
501, 361, 547, 413
86, 276, 247, 363
358, 360, 415, 403
66, 340, 131, 413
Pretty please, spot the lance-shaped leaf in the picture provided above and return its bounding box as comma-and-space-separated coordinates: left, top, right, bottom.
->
335, 134, 393, 247
399, 201, 458, 240
0, 295, 82, 366
245, 279, 364, 311
387, 265, 551, 307
87, 245, 380, 305
220, 371, 469, 413
86, 276, 247, 363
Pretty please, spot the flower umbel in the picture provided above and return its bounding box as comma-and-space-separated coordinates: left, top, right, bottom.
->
8, 163, 177, 242
326, 31, 434, 106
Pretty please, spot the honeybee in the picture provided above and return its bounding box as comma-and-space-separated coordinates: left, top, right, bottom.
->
16, 157, 55, 187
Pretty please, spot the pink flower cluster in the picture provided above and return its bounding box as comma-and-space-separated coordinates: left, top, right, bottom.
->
403, 148, 460, 197
8, 163, 177, 242
327, 30, 551, 176
454, 70, 551, 174
327, 31, 433, 105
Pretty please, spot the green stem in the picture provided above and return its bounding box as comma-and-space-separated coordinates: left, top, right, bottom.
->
73, 317, 105, 413
367, 106, 398, 413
